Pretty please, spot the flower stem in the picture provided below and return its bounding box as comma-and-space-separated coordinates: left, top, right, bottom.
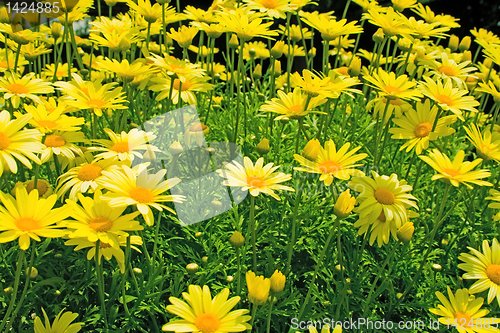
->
0, 249, 25, 331
250, 195, 257, 272
285, 177, 304, 275
266, 296, 274, 333
95, 241, 109, 329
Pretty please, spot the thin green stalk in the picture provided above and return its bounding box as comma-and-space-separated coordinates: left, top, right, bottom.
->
285, 177, 305, 275
250, 196, 257, 272
373, 99, 391, 166
0, 249, 25, 331
95, 241, 109, 329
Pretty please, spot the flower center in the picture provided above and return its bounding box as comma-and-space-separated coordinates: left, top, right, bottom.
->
129, 187, 154, 203
111, 141, 130, 153
26, 180, 48, 196
16, 217, 39, 231
454, 312, 473, 328
78, 164, 103, 181
486, 264, 500, 284
288, 104, 302, 113
0, 132, 11, 150
389, 98, 402, 105
194, 313, 221, 333
384, 85, 401, 95
0, 60, 8, 69
44, 134, 66, 147
247, 176, 266, 188
37, 120, 58, 129
86, 99, 106, 108
100, 242, 112, 248
89, 217, 112, 232
438, 65, 457, 77
7, 83, 29, 94
378, 211, 386, 222
260, 0, 279, 9
442, 168, 461, 177
336, 67, 349, 76
374, 188, 395, 205
319, 160, 341, 174
481, 144, 492, 153
173, 78, 191, 91
414, 122, 432, 137
436, 94, 454, 106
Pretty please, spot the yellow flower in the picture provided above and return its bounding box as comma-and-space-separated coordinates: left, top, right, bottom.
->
419, 149, 492, 189
125, 0, 164, 23
162, 285, 251, 332
0, 72, 53, 108
97, 58, 156, 83
301, 13, 363, 41
244, 0, 292, 19
34, 308, 82, 333
362, 7, 412, 37
294, 140, 367, 186
301, 138, 321, 161
11, 179, 53, 199
427, 52, 478, 88
391, 0, 417, 12
246, 271, 271, 305
269, 270, 286, 293
218, 8, 278, 42
217, 156, 294, 200
429, 287, 500, 332
167, 26, 199, 48
259, 88, 327, 120
389, 99, 456, 155
334, 189, 356, 219
487, 189, 500, 221
40, 131, 88, 164
397, 221, 414, 243
363, 68, 422, 102
464, 124, 500, 162
0, 187, 70, 250
21, 103, 84, 134
471, 28, 500, 49
150, 74, 213, 105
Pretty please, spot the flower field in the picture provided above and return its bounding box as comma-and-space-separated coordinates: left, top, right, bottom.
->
1, 0, 500, 332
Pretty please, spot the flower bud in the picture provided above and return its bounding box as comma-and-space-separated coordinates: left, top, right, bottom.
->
461, 50, 472, 63
195, 232, 203, 238
431, 263, 442, 272
51, 22, 63, 40
186, 263, 199, 274
396, 292, 403, 299
133, 267, 142, 275
334, 189, 356, 219
26, 267, 38, 278
271, 41, 285, 58
459, 36, 471, 52
256, 138, 270, 155
211, 200, 222, 210
448, 34, 459, 51
157, 0, 171, 4
397, 37, 412, 52
4, 286, 13, 295
484, 58, 493, 69
0, 7, 10, 24
253, 64, 262, 80
397, 222, 414, 243
246, 271, 271, 305
202, 256, 208, 263
226, 275, 234, 282
372, 28, 385, 44
301, 139, 321, 161
169, 140, 183, 155
274, 59, 282, 75
228, 34, 239, 49
270, 270, 286, 293
229, 231, 245, 248
104, 0, 120, 6
348, 56, 362, 77
54, 253, 63, 259
335, 264, 345, 272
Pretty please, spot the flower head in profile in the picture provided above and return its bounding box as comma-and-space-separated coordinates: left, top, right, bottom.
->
464, 124, 500, 163
0, 72, 53, 108
259, 88, 327, 120
459, 238, 500, 307
217, 157, 294, 201
34, 308, 82, 333
40, 131, 88, 164
218, 8, 278, 42
487, 189, 500, 221
246, 271, 271, 305
334, 189, 356, 219
0, 187, 70, 250
294, 140, 367, 186
244, 0, 292, 18
363, 68, 422, 102
162, 285, 251, 332
429, 287, 500, 332
419, 149, 492, 189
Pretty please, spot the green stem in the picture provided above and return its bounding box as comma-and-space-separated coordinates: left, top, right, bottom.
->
95, 241, 109, 328
266, 297, 274, 333
250, 196, 257, 272
285, 177, 304, 275
0, 249, 25, 331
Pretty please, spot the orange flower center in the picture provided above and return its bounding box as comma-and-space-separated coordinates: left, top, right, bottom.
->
389, 98, 402, 105
0, 132, 11, 150
111, 141, 130, 153
37, 120, 58, 129
7, 83, 29, 94
414, 122, 432, 138
288, 104, 302, 113
78, 164, 103, 181
481, 144, 492, 153
247, 176, 266, 188
81, 87, 89, 96
16, 217, 39, 231
26, 180, 48, 196
44, 134, 66, 147
442, 168, 461, 177
173, 78, 191, 91
438, 65, 457, 77
89, 217, 112, 232
319, 160, 341, 174
129, 187, 154, 203
384, 85, 401, 95
194, 313, 221, 333
100, 242, 112, 248
374, 188, 395, 205
486, 264, 500, 284
378, 210, 386, 222
454, 312, 473, 328
336, 67, 349, 76
436, 94, 454, 106
86, 99, 106, 108
0, 60, 8, 68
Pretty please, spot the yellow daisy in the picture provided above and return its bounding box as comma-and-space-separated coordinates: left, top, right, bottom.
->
362, 7, 412, 37
464, 124, 500, 163
348, 171, 418, 226
34, 308, 82, 333
427, 52, 478, 88
97, 58, 156, 83
429, 287, 500, 332
366, 96, 413, 124
0, 72, 54, 108
11, 179, 53, 199
20, 103, 84, 134
363, 68, 422, 102
167, 26, 199, 48
64, 235, 142, 273
162, 285, 251, 332
217, 156, 294, 201
0, 187, 70, 250
150, 74, 213, 105
147, 54, 206, 81
56, 159, 126, 201
294, 140, 368, 186
487, 189, 500, 221
91, 128, 159, 163
291, 69, 332, 98
244, 0, 292, 19
40, 131, 88, 164
99, 164, 185, 226
419, 149, 492, 189
246, 271, 271, 305
389, 99, 457, 155
459, 239, 500, 306
418, 76, 480, 121
301, 13, 363, 41
0, 110, 44, 176
125, 0, 165, 23
218, 7, 278, 42
471, 28, 500, 49
259, 88, 327, 120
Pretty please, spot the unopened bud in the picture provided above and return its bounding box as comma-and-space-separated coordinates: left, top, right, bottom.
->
301, 139, 321, 161
335, 264, 345, 272
256, 138, 270, 155
484, 58, 493, 69
202, 256, 208, 263
459, 36, 471, 52
253, 64, 262, 80
373, 28, 385, 43
229, 34, 239, 49
229, 231, 245, 248
274, 59, 282, 75
448, 35, 459, 51
461, 50, 472, 63
186, 263, 199, 274
26, 267, 38, 278
169, 141, 183, 155
397, 222, 414, 243
4, 286, 13, 295
431, 263, 442, 272
271, 41, 285, 58
211, 200, 222, 210
348, 56, 362, 77
226, 275, 234, 282
270, 270, 286, 293
195, 232, 203, 238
